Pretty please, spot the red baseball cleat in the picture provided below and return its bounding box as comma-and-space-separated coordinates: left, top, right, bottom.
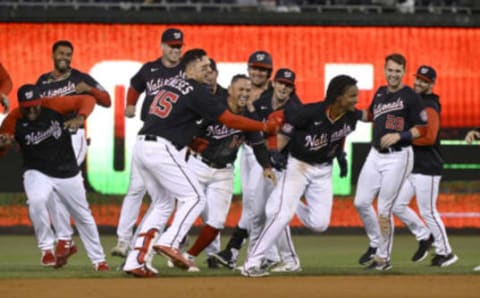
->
154, 245, 193, 269
94, 261, 110, 272
41, 250, 56, 267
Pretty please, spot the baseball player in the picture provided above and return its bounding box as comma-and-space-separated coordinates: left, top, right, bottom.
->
211, 51, 277, 269
121, 48, 282, 277
391, 65, 457, 266
241, 74, 361, 277
354, 53, 427, 271
182, 74, 276, 269
35, 40, 111, 267
464, 129, 480, 271
206, 58, 228, 97
0, 84, 109, 271
111, 28, 185, 257
0, 63, 12, 113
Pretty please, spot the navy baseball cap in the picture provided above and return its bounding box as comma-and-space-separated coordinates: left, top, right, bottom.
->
17, 84, 42, 107
161, 28, 184, 46
274, 68, 295, 86
248, 51, 273, 69
415, 65, 436, 83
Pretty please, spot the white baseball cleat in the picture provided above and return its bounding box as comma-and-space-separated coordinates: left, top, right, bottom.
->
111, 241, 129, 258
241, 266, 270, 277
183, 252, 200, 272
270, 262, 302, 273
473, 265, 480, 272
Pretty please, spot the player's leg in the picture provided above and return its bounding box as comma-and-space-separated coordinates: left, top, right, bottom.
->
414, 174, 457, 267
213, 147, 254, 268
375, 147, 414, 269
242, 156, 307, 276
112, 156, 147, 257
272, 225, 301, 272
392, 175, 432, 262
54, 173, 108, 270
186, 162, 234, 265
23, 170, 57, 266
353, 149, 382, 264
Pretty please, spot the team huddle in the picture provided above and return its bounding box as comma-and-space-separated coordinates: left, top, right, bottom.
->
0, 27, 479, 277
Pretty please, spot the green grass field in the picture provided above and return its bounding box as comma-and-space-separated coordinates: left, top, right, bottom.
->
0, 233, 479, 278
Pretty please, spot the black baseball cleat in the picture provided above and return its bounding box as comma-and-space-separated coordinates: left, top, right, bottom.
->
210, 249, 235, 269
431, 253, 458, 267
206, 256, 220, 269
366, 260, 392, 271
359, 246, 377, 265
412, 234, 434, 262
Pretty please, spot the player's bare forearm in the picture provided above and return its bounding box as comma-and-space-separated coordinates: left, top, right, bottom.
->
276, 134, 290, 151
380, 126, 422, 149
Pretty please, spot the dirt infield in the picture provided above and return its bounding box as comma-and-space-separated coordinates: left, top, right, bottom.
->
2, 276, 480, 298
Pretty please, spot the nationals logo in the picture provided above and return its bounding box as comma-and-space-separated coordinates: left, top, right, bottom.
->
25, 121, 63, 145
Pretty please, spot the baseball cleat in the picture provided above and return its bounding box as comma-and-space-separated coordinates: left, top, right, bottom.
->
183, 252, 200, 272
359, 246, 377, 265
206, 256, 220, 269
431, 253, 458, 267
366, 260, 392, 271
41, 250, 56, 267
154, 245, 193, 269
270, 262, 302, 273
54, 239, 77, 268
125, 265, 157, 278
241, 266, 270, 278
210, 249, 236, 269
412, 234, 434, 262
473, 265, 480, 272
111, 240, 129, 258
260, 259, 280, 270
94, 261, 110, 272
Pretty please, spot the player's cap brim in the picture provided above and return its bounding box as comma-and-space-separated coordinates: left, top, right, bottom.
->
414, 73, 434, 83
248, 62, 272, 70
164, 40, 184, 46
19, 99, 42, 108
275, 78, 295, 86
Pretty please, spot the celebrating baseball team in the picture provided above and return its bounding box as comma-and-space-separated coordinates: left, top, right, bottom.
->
0, 27, 479, 277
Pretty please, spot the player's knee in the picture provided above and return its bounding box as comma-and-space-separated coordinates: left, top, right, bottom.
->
310, 218, 329, 233
353, 197, 370, 210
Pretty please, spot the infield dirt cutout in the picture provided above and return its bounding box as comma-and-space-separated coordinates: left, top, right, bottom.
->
2, 275, 480, 298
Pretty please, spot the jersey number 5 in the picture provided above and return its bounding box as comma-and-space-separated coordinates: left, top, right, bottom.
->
385, 114, 405, 131
149, 90, 179, 118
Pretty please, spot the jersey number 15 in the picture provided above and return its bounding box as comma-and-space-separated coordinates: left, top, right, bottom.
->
149, 90, 179, 118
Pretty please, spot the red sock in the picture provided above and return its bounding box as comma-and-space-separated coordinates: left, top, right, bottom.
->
187, 225, 219, 257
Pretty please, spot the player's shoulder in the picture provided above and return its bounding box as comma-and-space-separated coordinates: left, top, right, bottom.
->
422, 93, 441, 110
35, 72, 51, 85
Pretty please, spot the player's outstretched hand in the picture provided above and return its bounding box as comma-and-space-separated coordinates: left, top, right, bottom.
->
336, 151, 348, 178
263, 168, 277, 186
64, 115, 86, 131
380, 132, 401, 149
465, 130, 480, 144
125, 105, 136, 118
75, 81, 92, 94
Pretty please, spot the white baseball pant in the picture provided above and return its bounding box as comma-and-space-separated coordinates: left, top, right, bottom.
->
393, 174, 453, 255
354, 146, 413, 261
244, 156, 333, 269
124, 136, 206, 271
24, 169, 106, 264
48, 129, 87, 241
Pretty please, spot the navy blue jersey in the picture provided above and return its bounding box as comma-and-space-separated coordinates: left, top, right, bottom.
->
14, 108, 79, 178
413, 93, 443, 175
253, 91, 302, 121
289, 102, 358, 165
369, 86, 427, 149
200, 96, 264, 166
36, 68, 106, 98
139, 77, 226, 148
130, 58, 183, 121
213, 84, 229, 97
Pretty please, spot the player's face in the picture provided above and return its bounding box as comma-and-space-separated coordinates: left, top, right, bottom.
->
338, 85, 359, 112
20, 105, 42, 121
189, 55, 211, 84
52, 45, 72, 73
161, 43, 182, 64
384, 60, 405, 89
205, 67, 218, 88
413, 77, 433, 95
248, 66, 270, 87
272, 81, 294, 103
230, 78, 252, 109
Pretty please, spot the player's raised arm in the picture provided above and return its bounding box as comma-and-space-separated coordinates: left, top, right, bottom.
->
75, 81, 111, 108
